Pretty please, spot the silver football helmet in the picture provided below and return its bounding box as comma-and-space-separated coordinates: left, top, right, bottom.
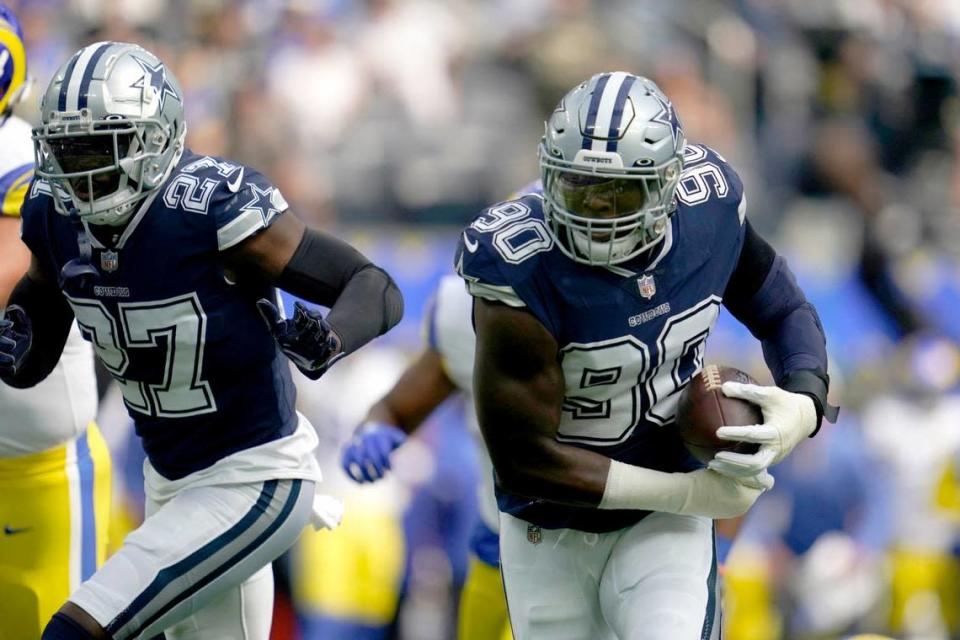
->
539, 72, 686, 266
32, 42, 185, 226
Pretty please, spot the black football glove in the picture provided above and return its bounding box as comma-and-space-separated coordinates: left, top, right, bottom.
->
256, 298, 344, 380
0, 306, 32, 378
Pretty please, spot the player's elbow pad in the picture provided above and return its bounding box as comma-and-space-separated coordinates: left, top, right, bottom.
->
326, 265, 404, 354
277, 228, 404, 353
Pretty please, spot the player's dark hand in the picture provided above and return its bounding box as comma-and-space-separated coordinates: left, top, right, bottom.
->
0, 306, 32, 378
256, 298, 343, 380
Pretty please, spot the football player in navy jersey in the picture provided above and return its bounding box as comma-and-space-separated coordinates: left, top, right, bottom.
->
456, 72, 838, 639
0, 42, 403, 640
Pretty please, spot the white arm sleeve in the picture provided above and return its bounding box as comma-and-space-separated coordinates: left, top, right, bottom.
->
599, 460, 772, 519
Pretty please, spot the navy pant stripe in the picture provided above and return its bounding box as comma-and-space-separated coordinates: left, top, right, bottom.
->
581, 73, 611, 149
605, 74, 637, 152
129, 479, 304, 638
106, 479, 280, 633
701, 525, 719, 640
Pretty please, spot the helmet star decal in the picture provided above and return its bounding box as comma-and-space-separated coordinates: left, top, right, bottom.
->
649, 91, 683, 151
130, 56, 179, 110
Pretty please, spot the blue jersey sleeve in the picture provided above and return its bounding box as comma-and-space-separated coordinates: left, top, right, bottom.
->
213, 166, 289, 251
455, 195, 561, 337
171, 155, 290, 252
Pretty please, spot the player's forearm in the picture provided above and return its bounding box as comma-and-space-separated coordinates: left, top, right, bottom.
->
488, 431, 611, 507
324, 265, 403, 354
276, 228, 403, 354
1, 273, 73, 388
493, 437, 762, 519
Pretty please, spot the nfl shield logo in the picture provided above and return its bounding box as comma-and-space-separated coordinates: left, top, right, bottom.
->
100, 250, 119, 273
527, 524, 542, 545
637, 274, 656, 299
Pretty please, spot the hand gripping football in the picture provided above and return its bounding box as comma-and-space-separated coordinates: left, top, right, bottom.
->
676, 365, 762, 463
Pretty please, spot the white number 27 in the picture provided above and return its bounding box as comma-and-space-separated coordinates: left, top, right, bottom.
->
68, 293, 217, 418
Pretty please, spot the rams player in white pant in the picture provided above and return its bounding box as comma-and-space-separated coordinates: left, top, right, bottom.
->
341, 273, 513, 640
457, 72, 838, 639
0, 42, 402, 639
0, 7, 112, 638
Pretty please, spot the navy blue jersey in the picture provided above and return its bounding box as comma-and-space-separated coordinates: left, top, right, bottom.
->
20, 149, 298, 479
457, 144, 748, 532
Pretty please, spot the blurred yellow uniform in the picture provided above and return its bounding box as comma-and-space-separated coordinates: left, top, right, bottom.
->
0, 114, 111, 639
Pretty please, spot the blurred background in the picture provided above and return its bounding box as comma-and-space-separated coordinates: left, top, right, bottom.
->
8, 0, 960, 638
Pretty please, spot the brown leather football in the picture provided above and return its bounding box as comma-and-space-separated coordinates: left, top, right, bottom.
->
675, 365, 763, 463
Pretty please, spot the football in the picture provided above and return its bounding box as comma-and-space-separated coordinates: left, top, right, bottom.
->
676, 365, 763, 463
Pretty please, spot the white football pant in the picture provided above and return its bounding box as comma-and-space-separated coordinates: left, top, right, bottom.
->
499, 511, 720, 640
70, 478, 314, 639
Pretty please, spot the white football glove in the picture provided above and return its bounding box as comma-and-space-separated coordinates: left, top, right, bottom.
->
707, 381, 817, 478
600, 461, 774, 519
674, 467, 775, 519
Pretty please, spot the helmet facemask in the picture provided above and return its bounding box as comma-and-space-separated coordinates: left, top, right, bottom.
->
34, 112, 180, 226
540, 141, 681, 266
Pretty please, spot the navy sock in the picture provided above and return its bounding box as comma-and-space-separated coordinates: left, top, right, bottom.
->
41, 612, 100, 640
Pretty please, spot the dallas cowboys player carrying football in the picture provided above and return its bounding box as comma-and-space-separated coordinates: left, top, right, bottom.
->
0, 42, 403, 639
457, 72, 838, 639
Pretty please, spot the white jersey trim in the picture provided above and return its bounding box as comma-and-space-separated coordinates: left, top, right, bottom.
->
465, 281, 525, 308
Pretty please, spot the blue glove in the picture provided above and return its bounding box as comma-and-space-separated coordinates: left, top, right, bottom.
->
0, 306, 32, 378
341, 422, 408, 483
257, 298, 343, 380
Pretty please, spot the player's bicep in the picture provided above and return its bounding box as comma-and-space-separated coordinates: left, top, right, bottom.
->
222, 212, 306, 281
473, 298, 564, 465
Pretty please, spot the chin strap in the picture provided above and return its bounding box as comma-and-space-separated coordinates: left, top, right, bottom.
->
59, 208, 100, 289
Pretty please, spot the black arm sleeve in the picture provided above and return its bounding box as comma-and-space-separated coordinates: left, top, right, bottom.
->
1, 273, 75, 388
277, 228, 404, 354
723, 221, 839, 431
